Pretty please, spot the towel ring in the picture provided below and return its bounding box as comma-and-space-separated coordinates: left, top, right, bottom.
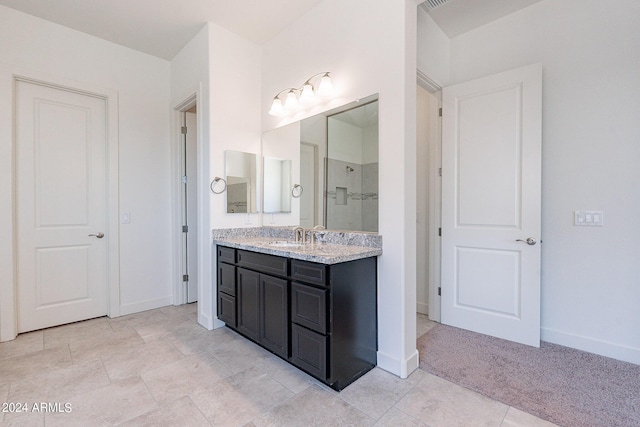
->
291, 184, 303, 198
210, 177, 227, 194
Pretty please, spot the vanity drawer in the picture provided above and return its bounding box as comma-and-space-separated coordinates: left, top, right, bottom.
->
217, 292, 236, 327
238, 250, 288, 277
218, 263, 236, 296
217, 246, 236, 264
291, 323, 327, 379
291, 259, 327, 286
291, 282, 327, 334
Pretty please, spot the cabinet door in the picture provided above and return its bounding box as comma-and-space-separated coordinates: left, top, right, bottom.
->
217, 246, 235, 264
218, 263, 236, 296
260, 275, 289, 358
218, 292, 236, 327
291, 282, 327, 334
237, 267, 260, 341
291, 323, 327, 379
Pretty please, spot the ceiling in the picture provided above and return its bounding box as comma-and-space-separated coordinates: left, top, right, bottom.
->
421, 0, 543, 38
0, 0, 543, 60
0, 0, 325, 60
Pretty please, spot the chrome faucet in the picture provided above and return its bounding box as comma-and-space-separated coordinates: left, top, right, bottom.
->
310, 224, 326, 244
293, 226, 306, 243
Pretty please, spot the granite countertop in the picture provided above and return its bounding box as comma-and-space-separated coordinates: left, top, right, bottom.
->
213, 236, 382, 265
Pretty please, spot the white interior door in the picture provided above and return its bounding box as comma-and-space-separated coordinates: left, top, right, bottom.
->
185, 111, 198, 303
16, 79, 108, 333
441, 64, 542, 347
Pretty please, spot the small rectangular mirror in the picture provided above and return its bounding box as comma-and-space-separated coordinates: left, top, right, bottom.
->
263, 157, 292, 213
225, 150, 258, 214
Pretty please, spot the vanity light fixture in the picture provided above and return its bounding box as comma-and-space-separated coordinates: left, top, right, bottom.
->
268, 72, 333, 116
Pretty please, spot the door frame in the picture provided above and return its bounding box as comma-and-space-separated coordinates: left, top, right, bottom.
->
1, 68, 120, 342
417, 70, 443, 323
171, 89, 201, 306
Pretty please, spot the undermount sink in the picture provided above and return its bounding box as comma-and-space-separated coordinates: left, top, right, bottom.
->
267, 240, 305, 248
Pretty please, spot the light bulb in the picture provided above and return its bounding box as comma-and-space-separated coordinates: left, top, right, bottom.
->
285, 90, 299, 110
299, 83, 315, 104
317, 73, 333, 98
268, 98, 284, 116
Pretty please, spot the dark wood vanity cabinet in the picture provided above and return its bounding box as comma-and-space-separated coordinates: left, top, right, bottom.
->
216, 247, 237, 327
235, 266, 288, 358
216, 245, 377, 391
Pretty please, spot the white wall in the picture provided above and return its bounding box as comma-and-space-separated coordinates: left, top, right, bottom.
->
209, 25, 263, 229
417, 6, 450, 87
170, 24, 215, 327
171, 22, 262, 329
446, 0, 640, 363
0, 5, 173, 336
262, 0, 419, 377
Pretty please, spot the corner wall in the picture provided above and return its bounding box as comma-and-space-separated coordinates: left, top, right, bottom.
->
0, 5, 173, 337
448, 0, 640, 363
171, 22, 262, 330
170, 24, 214, 327
262, 0, 419, 377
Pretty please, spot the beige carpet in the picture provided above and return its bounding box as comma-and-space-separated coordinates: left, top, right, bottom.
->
417, 324, 640, 427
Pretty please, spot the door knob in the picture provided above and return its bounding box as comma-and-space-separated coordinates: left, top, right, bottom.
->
516, 237, 536, 246
88, 232, 105, 239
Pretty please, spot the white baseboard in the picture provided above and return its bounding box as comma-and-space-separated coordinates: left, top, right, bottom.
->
416, 302, 429, 315
118, 296, 173, 316
197, 311, 223, 331
377, 348, 420, 379
542, 327, 640, 365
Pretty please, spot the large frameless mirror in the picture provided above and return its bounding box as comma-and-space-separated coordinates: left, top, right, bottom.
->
261, 94, 378, 232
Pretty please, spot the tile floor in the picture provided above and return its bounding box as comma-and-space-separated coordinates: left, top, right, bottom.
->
0, 306, 558, 426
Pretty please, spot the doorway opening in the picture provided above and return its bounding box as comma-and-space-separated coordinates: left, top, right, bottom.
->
416, 77, 443, 339
173, 95, 199, 305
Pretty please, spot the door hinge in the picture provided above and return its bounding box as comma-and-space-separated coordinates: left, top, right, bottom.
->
438, 287, 441, 296
438, 167, 442, 177
181, 126, 187, 135
438, 227, 442, 236
182, 225, 188, 233
182, 274, 189, 282
181, 175, 188, 184
438, 107, 442, 117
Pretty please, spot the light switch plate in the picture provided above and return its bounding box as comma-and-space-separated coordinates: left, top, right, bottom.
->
574, 210, 603, 227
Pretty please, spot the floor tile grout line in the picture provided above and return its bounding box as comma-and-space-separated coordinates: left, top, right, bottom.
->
184, 394, 214, 427
3, 381, 11, 423
380, 404, 423, 426
498, 404, 511, 426
99, 354, 115, 385
263, 365, 313, 396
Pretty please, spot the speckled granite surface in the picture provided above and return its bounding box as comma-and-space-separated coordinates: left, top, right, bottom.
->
212, 226, 382, 264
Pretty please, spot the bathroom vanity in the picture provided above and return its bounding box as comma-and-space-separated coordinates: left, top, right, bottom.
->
213, 230, 381, 391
